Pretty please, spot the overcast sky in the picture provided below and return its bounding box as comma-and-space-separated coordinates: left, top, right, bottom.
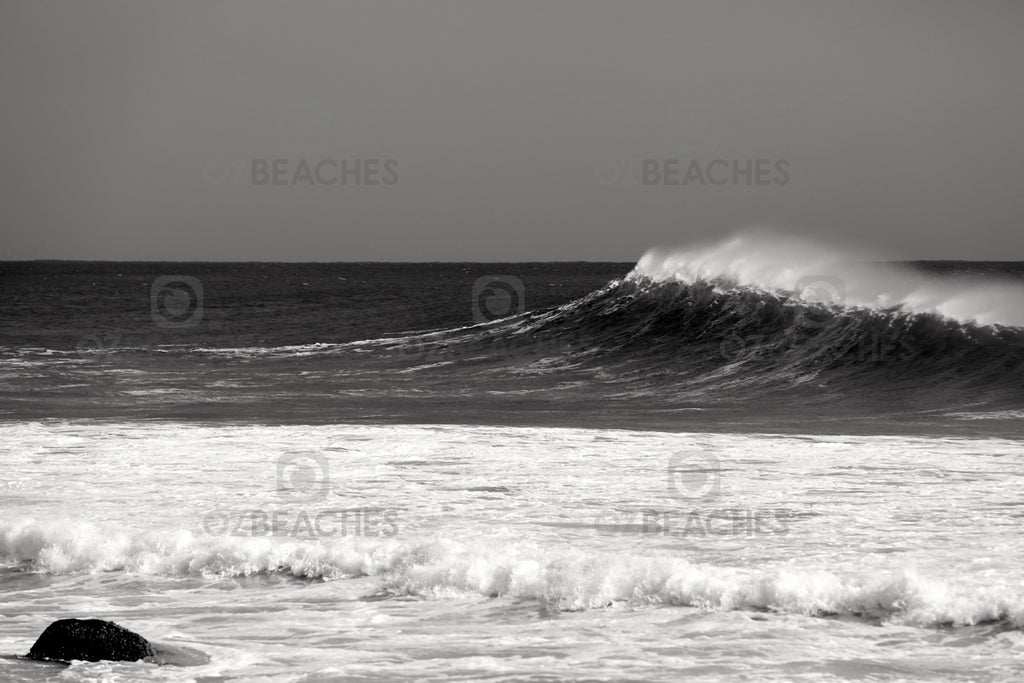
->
2, 0, 1023, 261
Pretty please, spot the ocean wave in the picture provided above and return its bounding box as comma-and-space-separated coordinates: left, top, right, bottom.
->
5, 233, 1023, 423
350, 236, 1024, 413
3, 519, 1022, 628
632, 230, 1024, 327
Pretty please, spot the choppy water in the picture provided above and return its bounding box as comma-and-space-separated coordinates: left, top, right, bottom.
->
2, 234, 1024, 681
2, 423, 1024, 681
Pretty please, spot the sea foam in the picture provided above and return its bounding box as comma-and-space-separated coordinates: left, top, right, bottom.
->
3, 518, 1022, 628
633, 230, 1024, 326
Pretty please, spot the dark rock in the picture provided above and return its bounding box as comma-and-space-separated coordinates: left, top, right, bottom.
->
26, 619, 155, 663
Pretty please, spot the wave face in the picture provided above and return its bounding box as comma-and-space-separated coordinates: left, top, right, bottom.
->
4, 519, 1022, 628
2, 234, 1023, 428
361, 233, 1024, 420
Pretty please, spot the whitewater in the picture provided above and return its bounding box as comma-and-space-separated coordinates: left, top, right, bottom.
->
2, 235, 1024, 680
2, 421, 1024, 681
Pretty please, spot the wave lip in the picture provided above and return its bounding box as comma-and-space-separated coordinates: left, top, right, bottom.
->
3, 519, 1023, 629
631, 230, 1024, 327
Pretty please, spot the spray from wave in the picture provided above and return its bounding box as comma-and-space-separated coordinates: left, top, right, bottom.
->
632, 230, 1024, 327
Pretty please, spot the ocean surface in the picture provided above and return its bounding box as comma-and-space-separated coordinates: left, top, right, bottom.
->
2, 234, 1024, 681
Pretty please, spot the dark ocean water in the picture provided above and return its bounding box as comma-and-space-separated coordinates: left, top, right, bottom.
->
2, 258, 1024, 435
0, 261, 624, 349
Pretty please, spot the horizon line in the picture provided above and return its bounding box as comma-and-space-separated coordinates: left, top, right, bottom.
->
4, 258, 1024, 265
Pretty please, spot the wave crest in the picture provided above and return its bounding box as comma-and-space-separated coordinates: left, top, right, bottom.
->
632, 230, 1024, 327
3, 519, 1023, 628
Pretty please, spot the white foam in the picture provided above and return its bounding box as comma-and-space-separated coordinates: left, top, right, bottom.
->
4, 519, 1022, 628
632, 229, 1024, 326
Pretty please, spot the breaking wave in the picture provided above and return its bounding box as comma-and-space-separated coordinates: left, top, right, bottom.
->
353, 232, 1024, 415
8, 231, 1024, 425
2, 519, 1022, 629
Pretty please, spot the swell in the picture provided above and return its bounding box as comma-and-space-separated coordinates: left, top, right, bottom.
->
356, 273, 1024, 414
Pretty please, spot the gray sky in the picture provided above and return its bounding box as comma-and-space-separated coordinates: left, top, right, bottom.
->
2, 0, 1023, 261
